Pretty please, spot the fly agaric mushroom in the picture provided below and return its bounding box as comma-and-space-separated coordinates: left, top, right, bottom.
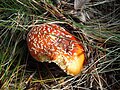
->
27, 23, 85, 76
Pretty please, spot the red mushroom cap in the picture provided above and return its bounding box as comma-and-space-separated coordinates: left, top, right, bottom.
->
27, 23, 85, 76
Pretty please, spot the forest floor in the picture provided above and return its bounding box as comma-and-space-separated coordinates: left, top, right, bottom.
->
0, 0, 120, 90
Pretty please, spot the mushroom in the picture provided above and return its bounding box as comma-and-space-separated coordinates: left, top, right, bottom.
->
27, 23, 85, 76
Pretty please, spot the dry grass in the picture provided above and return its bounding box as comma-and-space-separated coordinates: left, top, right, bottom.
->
0, 0, 120, 89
